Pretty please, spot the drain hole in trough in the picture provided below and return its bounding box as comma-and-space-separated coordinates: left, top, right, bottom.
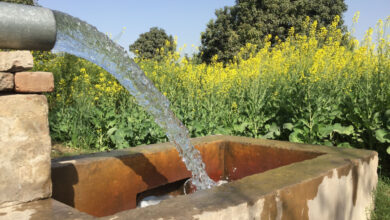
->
136, 178, 189, 208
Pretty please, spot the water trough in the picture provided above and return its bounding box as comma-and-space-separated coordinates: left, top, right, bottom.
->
48, 135, 377, 219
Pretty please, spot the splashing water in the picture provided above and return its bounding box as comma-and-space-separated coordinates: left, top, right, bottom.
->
52, 11, 216, 190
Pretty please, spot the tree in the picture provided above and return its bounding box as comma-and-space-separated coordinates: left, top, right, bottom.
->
0, 0, 34, 5
129, 27, 176, 60
199, 0, 347, 64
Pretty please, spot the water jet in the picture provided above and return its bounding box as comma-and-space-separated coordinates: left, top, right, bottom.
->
0, 1, 215, 191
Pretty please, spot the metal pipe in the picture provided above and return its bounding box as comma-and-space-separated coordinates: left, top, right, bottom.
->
0, 2, 56, 51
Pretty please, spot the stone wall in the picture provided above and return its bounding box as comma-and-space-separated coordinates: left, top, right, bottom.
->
0, 51, 53, 208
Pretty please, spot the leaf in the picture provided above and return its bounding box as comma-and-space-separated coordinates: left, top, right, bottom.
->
289, 129, 304, 143
215, 126, 230, 135
329, 110, 341, 118
262, 132, 275, 139
192, 121, 203, 131
105, 110, 116, 118
332, 123, 354, 135
318, 125, 334, 138
385, 109, 390, 117
119, 142, 130, 149
262, 123, 280, 139
375, 129, 390, 143
338, 142, 353, 148
387, 146, 390, 155
59, 124, 69, 132
269, 123, 280, 132
283, 123, 294, 131
234, 122, 249, 133
323, 140, 333, 146
107, 127, 117, 136
107, 120, 117, 127
318, 123, 354, 138
298, 119, 310, 128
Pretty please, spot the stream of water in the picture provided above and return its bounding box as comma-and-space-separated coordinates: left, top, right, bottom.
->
52, 11, 216, 190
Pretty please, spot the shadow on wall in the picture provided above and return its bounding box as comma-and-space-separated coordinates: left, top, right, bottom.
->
50, 151, 173, 215
116, 150, 169, 188
51, 163, 78, 207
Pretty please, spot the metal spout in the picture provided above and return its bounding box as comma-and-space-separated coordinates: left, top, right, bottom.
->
0, 2, 56, 51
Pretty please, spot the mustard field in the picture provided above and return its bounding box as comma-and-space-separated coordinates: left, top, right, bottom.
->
34, 16, 390, 171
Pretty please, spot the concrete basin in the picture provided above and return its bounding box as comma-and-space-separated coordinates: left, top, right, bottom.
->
47, 135, 377, 220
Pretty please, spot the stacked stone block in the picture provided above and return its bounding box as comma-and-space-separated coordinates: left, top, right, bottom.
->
0, 51, 54, 93
0, 51, 53, 208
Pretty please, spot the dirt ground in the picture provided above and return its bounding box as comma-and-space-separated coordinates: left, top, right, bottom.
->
51, 143, 98, 158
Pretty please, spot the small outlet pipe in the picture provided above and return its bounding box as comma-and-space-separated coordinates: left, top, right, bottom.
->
0, 2, 56, 50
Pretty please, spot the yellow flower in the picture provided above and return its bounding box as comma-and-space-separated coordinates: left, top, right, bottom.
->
59, 79, 66, 85
231, 101, 238, 110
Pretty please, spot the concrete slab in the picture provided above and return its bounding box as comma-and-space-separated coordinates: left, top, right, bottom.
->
0, 199, 92, 220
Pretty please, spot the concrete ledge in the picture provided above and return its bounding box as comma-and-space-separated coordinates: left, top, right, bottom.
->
0, 199, 92, 220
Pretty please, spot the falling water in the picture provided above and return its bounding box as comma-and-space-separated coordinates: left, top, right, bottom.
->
52, 11, 216, 190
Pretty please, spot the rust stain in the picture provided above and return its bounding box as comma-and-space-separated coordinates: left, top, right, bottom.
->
337, 162, 359, 206
224, 142, 320, 181
52, 142, 223, 217
278, 175, 325, 220
260, 194, 278, 220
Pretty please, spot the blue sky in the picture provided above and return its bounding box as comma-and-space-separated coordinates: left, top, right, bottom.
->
39, 0, 389, 55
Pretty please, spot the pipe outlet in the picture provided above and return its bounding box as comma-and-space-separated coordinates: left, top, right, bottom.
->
0, 2, 56, 51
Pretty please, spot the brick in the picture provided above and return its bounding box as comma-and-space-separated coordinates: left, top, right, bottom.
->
0, 51, 33, 72
0, 94, 52, 208
0, 72, 14, 91
15, 72, 54, 93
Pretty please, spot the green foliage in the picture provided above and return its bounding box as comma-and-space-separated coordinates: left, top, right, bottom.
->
33, 53, 167, 151
371, 176, 390, 220
0, 0, 34, 5
199, 0, 347, 63
129, 27, 176, 60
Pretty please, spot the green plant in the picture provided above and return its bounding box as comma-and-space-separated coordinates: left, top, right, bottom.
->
38, 16, 389, 173
371, 175, 390, 220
